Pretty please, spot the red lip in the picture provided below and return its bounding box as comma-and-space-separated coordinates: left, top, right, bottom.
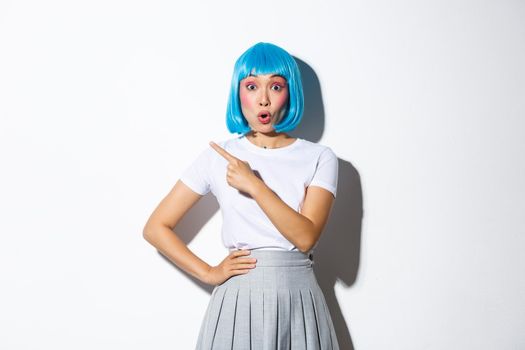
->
257, 110, 272, 118
257, 110, 272, 124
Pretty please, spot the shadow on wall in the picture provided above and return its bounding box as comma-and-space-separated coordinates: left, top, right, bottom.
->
157, 58, 363, 350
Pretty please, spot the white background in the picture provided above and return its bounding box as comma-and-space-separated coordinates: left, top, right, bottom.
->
1, 0, 524, 349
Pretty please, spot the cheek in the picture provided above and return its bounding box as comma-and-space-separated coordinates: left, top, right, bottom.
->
275, 91, 289, 109
239, 90, 254, 108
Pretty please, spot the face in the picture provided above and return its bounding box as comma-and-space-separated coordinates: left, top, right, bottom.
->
239, 73, 289, 133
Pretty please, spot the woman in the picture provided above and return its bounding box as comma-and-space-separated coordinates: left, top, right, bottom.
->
143, 42, 340, 349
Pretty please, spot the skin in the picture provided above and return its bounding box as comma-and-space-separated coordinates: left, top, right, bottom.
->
239, 73, 288, 136
143, 73, 335, 287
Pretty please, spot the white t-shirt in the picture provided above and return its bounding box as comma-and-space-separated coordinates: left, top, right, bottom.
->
179, 135, 338, 253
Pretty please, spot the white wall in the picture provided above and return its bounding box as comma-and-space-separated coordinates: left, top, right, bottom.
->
1, 0, 524, 349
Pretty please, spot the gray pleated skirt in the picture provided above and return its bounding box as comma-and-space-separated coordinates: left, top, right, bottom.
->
195, 250, 340, 349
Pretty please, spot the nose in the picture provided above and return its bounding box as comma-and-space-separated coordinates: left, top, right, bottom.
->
258, 90, 270, 107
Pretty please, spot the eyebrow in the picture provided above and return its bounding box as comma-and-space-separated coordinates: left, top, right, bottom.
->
247, 74, 285, 78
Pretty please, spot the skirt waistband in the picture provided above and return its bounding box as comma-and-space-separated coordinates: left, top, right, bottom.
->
237, 249, 314, 267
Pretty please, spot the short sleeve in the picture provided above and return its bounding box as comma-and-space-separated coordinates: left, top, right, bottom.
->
308, 147, 339, 198
179, 147, 213, 195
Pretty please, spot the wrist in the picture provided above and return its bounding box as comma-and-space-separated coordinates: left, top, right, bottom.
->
250, 177, 266, 198
198, 263, 212, 283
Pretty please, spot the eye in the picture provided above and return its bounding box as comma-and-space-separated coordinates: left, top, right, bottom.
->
246, 83, 256, 90
271, 84, 284, 91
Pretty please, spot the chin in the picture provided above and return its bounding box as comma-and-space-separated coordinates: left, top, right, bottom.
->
249, 123, 274, 133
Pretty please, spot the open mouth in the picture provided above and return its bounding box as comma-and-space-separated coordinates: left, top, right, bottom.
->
257, 111, 271, 124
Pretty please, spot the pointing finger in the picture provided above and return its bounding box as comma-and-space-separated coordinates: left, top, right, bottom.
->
209, 141, 237, 162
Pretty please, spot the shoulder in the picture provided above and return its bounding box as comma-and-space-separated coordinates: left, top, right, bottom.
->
297, 138, 338, 160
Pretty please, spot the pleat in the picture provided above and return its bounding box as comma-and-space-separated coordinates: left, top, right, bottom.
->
277, 289, 291, 350
309, 288, 332, 349
212, 287, 239, 349
195, 287, 217, 349
318, 290, 339, 350
262, 289, 277, 350
250, 288, 264, 350
300, 289, 320, 349
232, 287, 250, 349
290, 289, 306, 350
199, 287, 228, 349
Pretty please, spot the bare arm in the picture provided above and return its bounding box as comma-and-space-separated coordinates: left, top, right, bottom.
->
143, 180, 257, 285
251, 182, 334, 253
142, 180, 212, 282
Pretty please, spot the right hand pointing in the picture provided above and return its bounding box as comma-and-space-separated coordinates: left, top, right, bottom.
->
202, 249, 257, 286
209, 141, 262, 196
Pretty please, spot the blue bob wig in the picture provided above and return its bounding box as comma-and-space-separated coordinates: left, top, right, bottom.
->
226, 42, 304, 135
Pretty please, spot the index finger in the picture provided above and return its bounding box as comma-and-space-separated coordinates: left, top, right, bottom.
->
209, 141, 237, 162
